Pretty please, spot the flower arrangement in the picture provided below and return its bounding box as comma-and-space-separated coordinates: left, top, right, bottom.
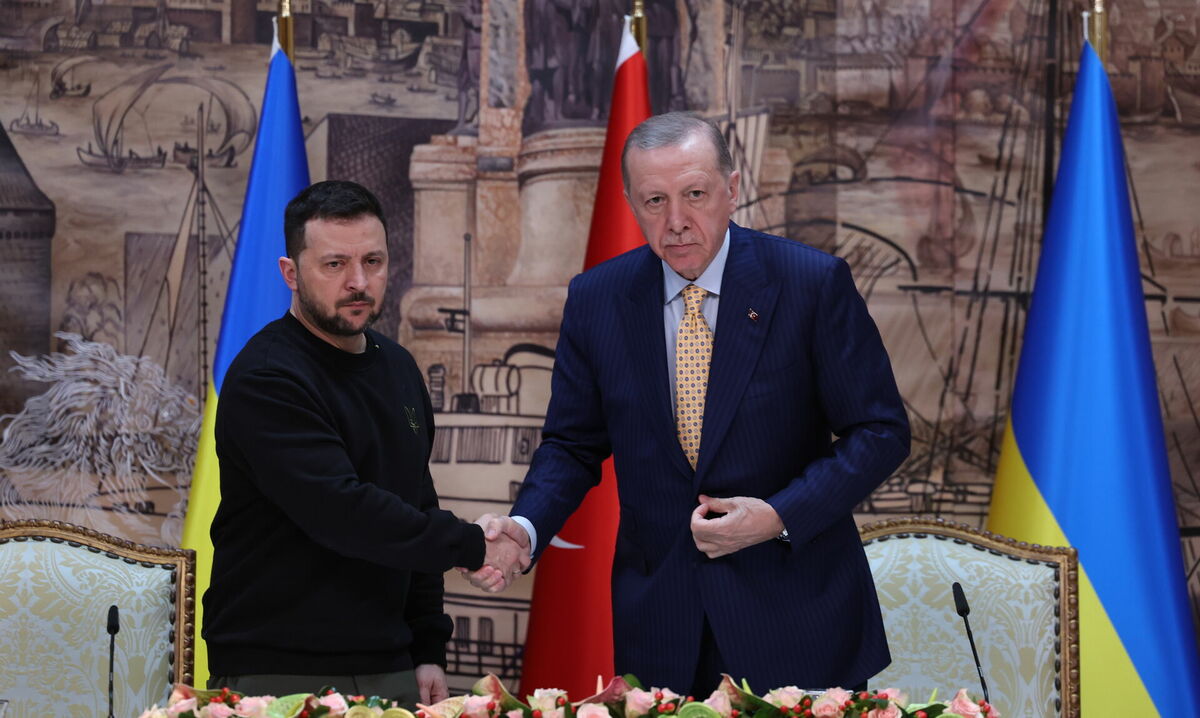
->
141, 674, 1000, 718
137, 684, 416, 718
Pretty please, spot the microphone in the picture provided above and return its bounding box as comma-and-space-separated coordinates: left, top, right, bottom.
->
106, 605, 119, 718
952, 582, 990, 705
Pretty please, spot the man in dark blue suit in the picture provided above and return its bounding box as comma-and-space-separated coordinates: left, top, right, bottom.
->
474, 113, 909, 694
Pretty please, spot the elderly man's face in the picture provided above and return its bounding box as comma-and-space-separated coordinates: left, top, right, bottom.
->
624, 133, 739, 280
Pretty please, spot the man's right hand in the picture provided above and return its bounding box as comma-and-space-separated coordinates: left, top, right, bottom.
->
461, 514, 531, 593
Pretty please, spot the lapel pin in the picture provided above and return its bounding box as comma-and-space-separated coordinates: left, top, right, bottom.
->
748, 308, 759, 322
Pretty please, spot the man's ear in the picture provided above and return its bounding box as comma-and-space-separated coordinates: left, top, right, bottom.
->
726, 169, 741, 210
279, 256, 298, 291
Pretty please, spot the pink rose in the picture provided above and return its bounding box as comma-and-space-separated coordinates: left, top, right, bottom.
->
764, 687, 805, 709
702, 690, 731, 718
234, 696, 272, 718
543, 709, 565, 718
810, 697, 843, 718
168, 685, 197, 706
461, 695, 493, 718
624, 689, 656, 718
137, 706, 169, 718
320, 693, 351, 715
205, 702, 235, 718
167, 697, 197, 718
530, 689, 568, 713
865, 706, 900, 718
576, 704, 611, 718
507, 711, 526, 718
947, 690, 983, 718
985, 705, 1001, 718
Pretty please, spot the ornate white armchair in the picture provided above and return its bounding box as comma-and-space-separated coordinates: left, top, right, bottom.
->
861, 517, 1079, 718
0, 519, 194, 718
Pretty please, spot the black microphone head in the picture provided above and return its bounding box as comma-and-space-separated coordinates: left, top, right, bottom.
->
107, 604, 120, 635
952, 582, 970, 617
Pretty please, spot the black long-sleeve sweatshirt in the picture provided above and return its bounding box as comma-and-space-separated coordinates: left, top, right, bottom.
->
202, 312, 485, 676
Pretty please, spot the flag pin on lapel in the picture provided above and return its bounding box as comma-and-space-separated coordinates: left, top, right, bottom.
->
748, 308, 759, 321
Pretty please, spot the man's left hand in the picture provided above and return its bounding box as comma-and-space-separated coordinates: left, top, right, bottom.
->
415, 663, 449, 705
690, 494, 785, 558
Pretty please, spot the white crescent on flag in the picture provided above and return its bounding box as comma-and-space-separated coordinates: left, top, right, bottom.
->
549, 535, 585, 549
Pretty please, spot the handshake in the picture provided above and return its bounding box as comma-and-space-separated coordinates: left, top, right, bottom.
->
459, 513, 531, 593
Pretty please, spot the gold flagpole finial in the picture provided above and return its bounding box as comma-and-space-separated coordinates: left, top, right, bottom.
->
630, 0, 648, 55
1085, 0, 1108, 64
278, 0, 295, 61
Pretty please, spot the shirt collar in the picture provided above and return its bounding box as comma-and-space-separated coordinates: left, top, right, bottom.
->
663, 227, 731, 304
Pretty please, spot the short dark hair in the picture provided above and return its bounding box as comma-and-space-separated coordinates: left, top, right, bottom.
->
621, 112, 734, 192
284, 180, 387, 259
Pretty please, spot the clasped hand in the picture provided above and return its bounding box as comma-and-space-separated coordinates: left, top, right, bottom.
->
459, 514, 531, 593
690, 494, 784, 558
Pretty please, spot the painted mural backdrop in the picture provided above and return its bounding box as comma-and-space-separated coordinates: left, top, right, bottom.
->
1, 0, 1197, 690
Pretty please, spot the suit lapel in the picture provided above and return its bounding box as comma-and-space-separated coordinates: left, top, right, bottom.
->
695, 225, 780, 482
619, 250, 694, 478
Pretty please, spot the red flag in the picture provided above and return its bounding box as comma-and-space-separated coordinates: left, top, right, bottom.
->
519, 17, 651, 699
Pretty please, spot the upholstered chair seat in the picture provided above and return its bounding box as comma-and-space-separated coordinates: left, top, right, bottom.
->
861, 517, 1078, 718
0, 520, 194, 718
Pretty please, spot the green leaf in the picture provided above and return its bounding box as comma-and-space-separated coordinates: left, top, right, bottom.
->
622, 675, 644, 690
266, 694, 312, 718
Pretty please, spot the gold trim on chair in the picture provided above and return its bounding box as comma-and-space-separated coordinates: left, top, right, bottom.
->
0, 518, 196, 687
860, 517, 1079, 718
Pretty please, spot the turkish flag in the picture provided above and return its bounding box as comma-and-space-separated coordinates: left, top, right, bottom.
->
519, 17, 651, 699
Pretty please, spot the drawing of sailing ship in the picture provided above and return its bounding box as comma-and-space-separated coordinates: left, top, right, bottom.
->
9, 76, 60, 136
49, 55, 96, 99
162, 79, 256, 169
76, 64, 171, 172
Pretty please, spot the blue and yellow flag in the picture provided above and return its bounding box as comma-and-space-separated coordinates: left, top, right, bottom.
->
987, 42, 1200, 715
181, 35, 310, 687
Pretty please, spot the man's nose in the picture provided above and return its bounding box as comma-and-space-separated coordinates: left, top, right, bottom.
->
345, 262, 367, 291
667, 203, 690, 234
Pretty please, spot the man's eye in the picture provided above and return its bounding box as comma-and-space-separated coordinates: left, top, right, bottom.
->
367, 257, 382, 266
327, 261, 342, 269
689, 190, 705, 199
646, 196, 663, 207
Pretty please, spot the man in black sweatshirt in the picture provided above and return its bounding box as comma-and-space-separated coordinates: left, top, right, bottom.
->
202, 180, 529, 704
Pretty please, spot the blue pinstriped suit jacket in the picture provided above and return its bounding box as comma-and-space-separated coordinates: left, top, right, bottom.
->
512, 223, 910, 690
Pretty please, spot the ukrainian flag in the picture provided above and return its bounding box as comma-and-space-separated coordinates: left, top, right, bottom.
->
180, 33, 310, 687
987, 42, 1200, 714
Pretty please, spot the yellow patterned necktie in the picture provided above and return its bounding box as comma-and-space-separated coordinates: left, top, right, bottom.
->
676, 283, 713, 469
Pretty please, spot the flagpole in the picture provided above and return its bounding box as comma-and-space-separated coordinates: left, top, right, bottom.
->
278, 0, 294, 60
1084, 0, 1107, 64
630, 0, 647, 54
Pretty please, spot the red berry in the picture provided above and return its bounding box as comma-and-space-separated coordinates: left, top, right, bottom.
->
792, 706, 803, 714
686, 697, 694, 704
803, 698, 812, 708
210, 697, 222, 703
533, 711, 543, 718
843, 701, 853, 709
668, 704, 677, 712
803, 711, 813, 718
299, 712, 309, 718
916, 713, 927, 718
655, 692, 664, 702
417, 712, 426, 718
732, 710, 740, 717
558, 698, 567, 707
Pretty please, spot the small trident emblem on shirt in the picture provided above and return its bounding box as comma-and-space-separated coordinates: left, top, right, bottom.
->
404, 406, 420, 434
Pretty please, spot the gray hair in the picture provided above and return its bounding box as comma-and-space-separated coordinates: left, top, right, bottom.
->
621, 112, 734, 192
